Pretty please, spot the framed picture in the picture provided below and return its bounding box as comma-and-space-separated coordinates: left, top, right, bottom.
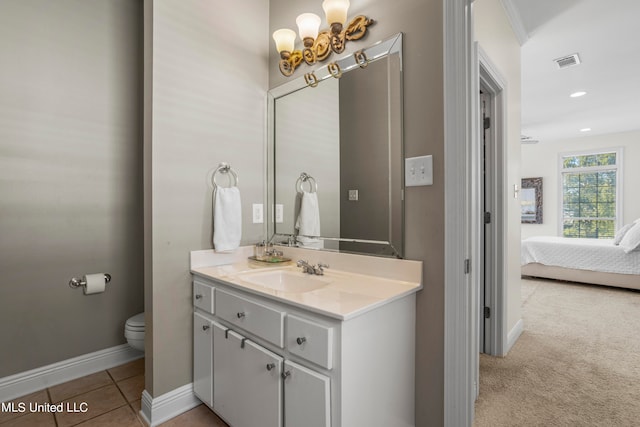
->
521, 177, 543, 224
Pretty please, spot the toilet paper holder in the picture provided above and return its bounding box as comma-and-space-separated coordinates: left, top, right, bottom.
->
69, 273, 111, 290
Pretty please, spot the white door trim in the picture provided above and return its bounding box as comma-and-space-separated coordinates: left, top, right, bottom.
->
443, 0, 475, 426
478, 45, 508, 357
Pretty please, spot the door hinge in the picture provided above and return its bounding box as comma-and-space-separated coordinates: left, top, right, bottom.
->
484, 306, 490, 319
483, 117, 491, 130
484, 211, 491, 224
464, 259, 471, 274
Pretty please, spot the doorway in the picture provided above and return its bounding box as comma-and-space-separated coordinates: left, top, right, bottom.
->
477, 47, 507, 359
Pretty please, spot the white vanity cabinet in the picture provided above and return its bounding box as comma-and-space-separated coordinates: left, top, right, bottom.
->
192, 275, 416, 427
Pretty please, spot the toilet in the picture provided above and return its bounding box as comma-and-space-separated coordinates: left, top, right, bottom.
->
125, 312, 145, 352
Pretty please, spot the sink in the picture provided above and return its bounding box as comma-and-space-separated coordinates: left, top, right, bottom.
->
237, 269, 331, 293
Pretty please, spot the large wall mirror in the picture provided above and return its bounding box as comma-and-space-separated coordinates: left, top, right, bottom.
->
267, 33, 404, 258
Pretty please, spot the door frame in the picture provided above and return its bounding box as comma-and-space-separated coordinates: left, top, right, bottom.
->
444, 1, 510, 424
443, 0, 475, 426
478, 45, 507, 358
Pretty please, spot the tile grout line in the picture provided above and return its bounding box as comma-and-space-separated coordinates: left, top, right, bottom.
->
49, 371, 113, 404
107, 368, 141, 424
62, 383, 128, 427
45, 387, 60, 427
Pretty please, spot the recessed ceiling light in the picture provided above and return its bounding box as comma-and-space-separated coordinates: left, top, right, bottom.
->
580, 128, 592, 132
570, 91, 587, 98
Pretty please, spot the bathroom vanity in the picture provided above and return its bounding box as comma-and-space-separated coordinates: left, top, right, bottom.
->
190, 247, 422, 427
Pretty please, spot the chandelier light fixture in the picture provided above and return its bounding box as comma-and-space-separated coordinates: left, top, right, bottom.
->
272, 0, 375, 77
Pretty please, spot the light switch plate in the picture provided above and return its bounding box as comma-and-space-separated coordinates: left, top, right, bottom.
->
275, 204, 284, 223
405, 155, 433, 186
252, 203, 263, 223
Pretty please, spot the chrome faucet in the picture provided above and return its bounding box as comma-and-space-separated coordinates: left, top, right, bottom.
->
297, 260, 329, 276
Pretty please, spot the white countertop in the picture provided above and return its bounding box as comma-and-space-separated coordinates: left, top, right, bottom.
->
191, 248, 423, 320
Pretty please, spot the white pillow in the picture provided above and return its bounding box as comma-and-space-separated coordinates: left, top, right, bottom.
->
614, 222, 636, 245
619, 222, 640, 254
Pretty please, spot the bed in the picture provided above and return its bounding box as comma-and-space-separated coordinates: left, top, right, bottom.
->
521, 236, 640, 290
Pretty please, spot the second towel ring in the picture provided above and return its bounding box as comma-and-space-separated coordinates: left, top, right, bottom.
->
296, 172, 318, 193
212, 163, 239, 188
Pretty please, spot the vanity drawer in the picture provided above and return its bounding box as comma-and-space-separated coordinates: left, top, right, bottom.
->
193, 280, 214, 314
286, 314, 333, 369
215, 288, 285, 347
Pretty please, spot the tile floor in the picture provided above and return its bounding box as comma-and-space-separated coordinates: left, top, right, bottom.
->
0, 359, 228, 427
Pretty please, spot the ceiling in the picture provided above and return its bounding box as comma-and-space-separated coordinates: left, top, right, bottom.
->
504, 0, 640, 143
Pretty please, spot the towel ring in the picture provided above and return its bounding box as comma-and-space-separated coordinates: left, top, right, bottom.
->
296, 172, 318, 193
212, 163, 239, 188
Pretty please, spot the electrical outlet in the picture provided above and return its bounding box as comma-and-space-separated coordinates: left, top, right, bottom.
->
252, 204, 263, 223
275, 204, 284, 223
348, 190, 359, 201
405, 155, 433, 186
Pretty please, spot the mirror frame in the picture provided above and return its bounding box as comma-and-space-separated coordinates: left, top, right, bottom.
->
266, 33, 404, 257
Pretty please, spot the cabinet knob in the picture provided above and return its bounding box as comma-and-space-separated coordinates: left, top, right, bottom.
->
237, 312, 246, 319
266, 363, 276, 371
202, 325, 210, 331
296, 337, 307, 345
281, 370, 291, 380
195, 294, 203, 300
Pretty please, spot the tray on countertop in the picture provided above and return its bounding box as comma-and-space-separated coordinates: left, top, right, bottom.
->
247, 255, 292, 267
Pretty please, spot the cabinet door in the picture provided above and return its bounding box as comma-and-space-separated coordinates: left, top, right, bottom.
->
193, 312, 213, 407
236, 339, 283, 427
283, 360, 330, 427
212, 322, 241, 423
213, 322, 283, 427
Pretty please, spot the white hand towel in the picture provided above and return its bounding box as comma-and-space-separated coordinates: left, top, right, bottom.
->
213, 186, 242, 252
295, 191, 322, 248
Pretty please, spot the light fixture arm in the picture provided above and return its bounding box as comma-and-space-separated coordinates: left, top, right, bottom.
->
278, 15, 375, 77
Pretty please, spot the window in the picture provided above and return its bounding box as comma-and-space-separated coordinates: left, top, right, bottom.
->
560, 149, 622, 238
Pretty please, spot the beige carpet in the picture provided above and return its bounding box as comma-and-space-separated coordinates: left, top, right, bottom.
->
474, 278, 640, 427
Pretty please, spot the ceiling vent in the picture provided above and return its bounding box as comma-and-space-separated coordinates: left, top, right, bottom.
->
553, 53, 581, 69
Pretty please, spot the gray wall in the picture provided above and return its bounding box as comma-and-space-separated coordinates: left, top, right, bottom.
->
339, 58, 396, 255
269, 0, 445, 425
0, 0, 144, 377
144, 0, 269, 396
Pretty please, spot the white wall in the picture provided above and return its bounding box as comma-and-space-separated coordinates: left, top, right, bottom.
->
474, 0, 523, 343
522, 130, 640, 239
144, 0, 269, 396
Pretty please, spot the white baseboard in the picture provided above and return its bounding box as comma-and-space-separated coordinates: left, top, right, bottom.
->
139, 383, 202, 427
0, 344, 143, 403
506, 318, 524, 353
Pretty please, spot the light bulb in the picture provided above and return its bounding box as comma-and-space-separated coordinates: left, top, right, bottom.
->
322, 0, 350, 26
296, 13, 321, 42
272, 29, 296, 55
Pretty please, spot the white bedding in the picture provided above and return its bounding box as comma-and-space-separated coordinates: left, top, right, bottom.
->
521, 236, 640, 276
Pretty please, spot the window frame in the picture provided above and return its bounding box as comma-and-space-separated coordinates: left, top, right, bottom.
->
557, 147, 624, 238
